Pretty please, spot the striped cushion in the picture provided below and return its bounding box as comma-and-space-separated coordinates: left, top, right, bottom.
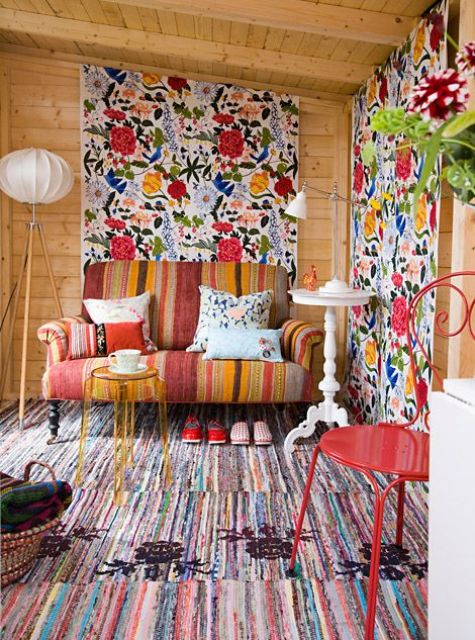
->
42, 352, 313, 403
81, 261, 289, 350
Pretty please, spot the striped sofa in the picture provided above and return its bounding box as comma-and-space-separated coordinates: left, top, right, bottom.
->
38, 260, 323, 438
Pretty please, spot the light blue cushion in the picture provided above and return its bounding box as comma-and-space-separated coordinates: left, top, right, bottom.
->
203, 328, 283, 362
187, 285, 273, 352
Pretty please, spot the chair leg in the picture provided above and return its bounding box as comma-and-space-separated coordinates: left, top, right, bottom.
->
289, 444, 321, 571
395, 481, 405, 546
47, 400, 60, 443
364, 486, 386, 640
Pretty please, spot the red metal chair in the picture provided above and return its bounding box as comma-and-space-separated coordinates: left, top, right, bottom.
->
289, 271, 475, 640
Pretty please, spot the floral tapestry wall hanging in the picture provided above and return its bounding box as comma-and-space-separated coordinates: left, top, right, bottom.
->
80, 66, 299, 281
346, 1, 448, 426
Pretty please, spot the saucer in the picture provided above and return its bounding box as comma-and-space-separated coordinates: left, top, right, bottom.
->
108, 363, 147, 375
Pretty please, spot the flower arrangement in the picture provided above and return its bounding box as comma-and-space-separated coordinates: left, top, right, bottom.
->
368, 38, 475, 207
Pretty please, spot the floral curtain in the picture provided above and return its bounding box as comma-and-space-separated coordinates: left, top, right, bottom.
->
346, 1, 448, 426
80, 66, 299, 281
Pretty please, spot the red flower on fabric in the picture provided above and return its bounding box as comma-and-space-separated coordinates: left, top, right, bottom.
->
379, 77, 388, 103
456, 41, 475, 77
416, 378, 429, 406
396, 146, 412, 181
212, 221, 233, 233
110, 235, 136, 260
429, 13, 445, 51
104, 108, 126, 121
408, 69, 469, 121
274, 176, 293, 197
213, 114, 235, 125
110, 126, 136, 155
353, 144, 361, 156
391, 273, 403, 287
353, 161, 364, 194
217, 237, 243, 262
167, 180, 187, 199
105, 218, 126, 230
429, 201, 437, 232
391, 296, 408, 337
168, 77, 187, 90
218, 129, 244, 159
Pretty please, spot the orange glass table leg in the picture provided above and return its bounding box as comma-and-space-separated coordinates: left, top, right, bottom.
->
75, 375, 94, 486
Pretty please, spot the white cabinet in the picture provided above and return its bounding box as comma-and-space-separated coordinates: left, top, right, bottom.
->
429, 382, 475, 639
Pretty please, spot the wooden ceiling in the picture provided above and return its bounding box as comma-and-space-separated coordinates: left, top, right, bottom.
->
0, 0, 437, 102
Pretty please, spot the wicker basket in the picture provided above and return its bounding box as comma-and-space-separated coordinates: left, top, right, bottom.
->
1, 460, 62, 587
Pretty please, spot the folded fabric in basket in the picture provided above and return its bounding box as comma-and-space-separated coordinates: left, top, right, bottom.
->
1, 472, 72, 533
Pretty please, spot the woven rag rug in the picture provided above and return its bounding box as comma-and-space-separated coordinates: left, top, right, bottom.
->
0, 401, 428, 640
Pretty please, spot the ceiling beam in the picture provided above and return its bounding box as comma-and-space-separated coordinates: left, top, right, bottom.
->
0, 43, 349, 107
104, 0, 414, 46
0, 8, 372, 85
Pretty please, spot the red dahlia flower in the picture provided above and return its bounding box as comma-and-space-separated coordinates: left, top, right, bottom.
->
274, 176, 293, 197
110, 125, 136, 155
213, 114, 235, 125
110, 235, 136, 260
168, 77, 187, 90
456, 41, 475, 77
217, 237, 243, 262
407, 69, 469, 121
218, 129, 244, 159
212, 221, 233, 233
167, 180, 187, 199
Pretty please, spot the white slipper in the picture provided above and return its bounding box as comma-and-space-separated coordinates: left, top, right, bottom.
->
230, 421, 250, 445
253, 420, 272, 445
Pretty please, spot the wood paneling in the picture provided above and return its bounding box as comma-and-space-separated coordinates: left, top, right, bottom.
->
0, 51, 344, 399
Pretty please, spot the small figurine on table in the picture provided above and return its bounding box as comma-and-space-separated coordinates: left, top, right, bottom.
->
303, 265, 317, 291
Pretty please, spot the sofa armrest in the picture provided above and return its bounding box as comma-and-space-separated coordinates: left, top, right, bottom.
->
37, 316, 88, 367
281, 319, 323, 371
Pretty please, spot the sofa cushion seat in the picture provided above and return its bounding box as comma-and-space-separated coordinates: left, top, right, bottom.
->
42, 351, 313, 403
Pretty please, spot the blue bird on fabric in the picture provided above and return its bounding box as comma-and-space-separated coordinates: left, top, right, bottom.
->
213, 172, 234, 197
104, 67, 127, 84
144, 147, 162, 163
105, 169, 127, 194
385, 354, 398, 389
366, 310, 376, 331
365, 178, 376, 200
251, 146, 269, 163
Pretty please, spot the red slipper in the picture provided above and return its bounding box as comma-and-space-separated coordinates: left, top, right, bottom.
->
182, 415, 203, 443
207, 419, 227, 445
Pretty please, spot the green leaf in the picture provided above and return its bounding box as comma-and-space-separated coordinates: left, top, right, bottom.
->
153, 127, 166, 147
412, 126, 446, 210
193, 106, 205, 119
84, 209, 96, 222
84, 99, 96, 113
442, 111, 475, 138
152, 237, 165, 256
192, 215, 204, 227
169, 165, 181, 177
259, 235, 270, 255
261, 127, 273, 147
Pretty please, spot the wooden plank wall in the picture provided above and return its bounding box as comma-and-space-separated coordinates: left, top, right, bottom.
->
0, 52, 347, 399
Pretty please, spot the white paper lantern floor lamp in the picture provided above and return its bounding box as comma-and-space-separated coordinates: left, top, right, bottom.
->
0, 148, 74, 428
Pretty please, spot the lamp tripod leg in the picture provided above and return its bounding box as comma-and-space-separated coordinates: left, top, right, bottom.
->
18, 225, 34, 429
0, 225, 30, 403
37, 223, 63, 317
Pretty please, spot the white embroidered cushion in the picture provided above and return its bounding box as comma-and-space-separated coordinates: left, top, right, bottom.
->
83, 291, 156, 352
187, 285, 273, 352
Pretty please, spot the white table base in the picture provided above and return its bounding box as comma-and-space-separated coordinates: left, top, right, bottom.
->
284, 305, 349, 454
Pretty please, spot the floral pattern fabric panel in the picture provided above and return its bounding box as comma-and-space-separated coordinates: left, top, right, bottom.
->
347, 1, 447, 425
187, 286, 273, 352
80, 66, 299, 280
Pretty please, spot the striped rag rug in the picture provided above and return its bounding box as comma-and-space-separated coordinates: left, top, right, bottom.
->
0, 400, 428, 640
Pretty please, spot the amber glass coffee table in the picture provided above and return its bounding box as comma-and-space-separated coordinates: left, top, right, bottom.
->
75, 365, 170, 505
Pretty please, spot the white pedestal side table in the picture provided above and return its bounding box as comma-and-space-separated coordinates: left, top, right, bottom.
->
284, 288, 371, 454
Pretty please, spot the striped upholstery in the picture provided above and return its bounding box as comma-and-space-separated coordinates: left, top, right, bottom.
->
39, 261, 322, 403
42, 352, 313, 403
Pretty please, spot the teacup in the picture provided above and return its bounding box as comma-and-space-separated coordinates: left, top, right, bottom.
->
109, 349, 141, 373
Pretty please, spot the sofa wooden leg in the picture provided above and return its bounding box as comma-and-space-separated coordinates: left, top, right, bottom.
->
47, 400, 60, 444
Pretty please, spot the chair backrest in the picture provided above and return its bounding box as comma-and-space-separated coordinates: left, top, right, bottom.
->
391, 270, 475, 430
82, 260, 290, 349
